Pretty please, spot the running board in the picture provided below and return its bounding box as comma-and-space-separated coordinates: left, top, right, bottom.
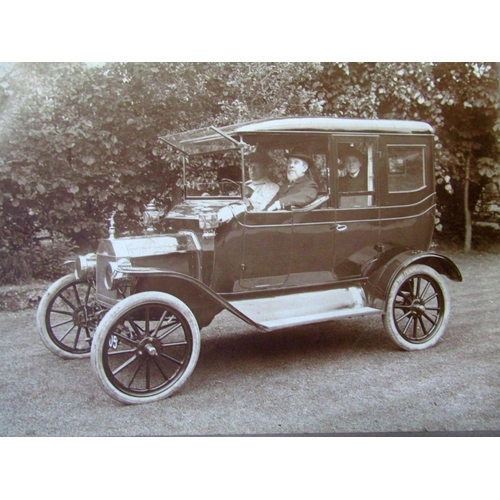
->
227, 286, 380, 331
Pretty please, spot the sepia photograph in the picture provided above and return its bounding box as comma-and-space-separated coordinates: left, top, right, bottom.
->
1, 3, 498, 499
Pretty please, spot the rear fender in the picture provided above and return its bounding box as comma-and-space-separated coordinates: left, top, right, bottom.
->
367, 251, 462, 310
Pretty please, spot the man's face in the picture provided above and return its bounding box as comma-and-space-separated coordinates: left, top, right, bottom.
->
344, 156, 361, 177
287, 157, 308, 182
248, 163, 266, 182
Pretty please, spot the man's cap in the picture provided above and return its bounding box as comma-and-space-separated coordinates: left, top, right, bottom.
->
340, 146, 364, 161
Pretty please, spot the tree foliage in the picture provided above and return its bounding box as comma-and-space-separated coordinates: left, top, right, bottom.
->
433, 63, 500, 249
0, 62, 498, 283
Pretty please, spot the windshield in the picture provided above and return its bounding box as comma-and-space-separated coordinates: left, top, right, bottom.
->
183, 150, 244, 199
161, 124, 333, 201
184, 180, 242, 198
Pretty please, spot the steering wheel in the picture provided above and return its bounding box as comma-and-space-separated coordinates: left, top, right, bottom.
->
220, 178, 241, 188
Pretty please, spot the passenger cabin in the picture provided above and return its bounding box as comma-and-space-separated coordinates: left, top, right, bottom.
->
161, 117, 436, 293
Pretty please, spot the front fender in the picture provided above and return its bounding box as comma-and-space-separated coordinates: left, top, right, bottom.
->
130, 270, 265, 331
367, 251, 462, 310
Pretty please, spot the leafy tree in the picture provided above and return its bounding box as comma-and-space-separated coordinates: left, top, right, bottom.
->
0, 62, 325, 282
204, 62, 324, 123
432, 62, 500, 251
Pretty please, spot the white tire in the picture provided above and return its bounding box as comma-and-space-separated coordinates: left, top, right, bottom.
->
37, 274, 103, 359
383, 264, 450, 351
90, 292, 200, 405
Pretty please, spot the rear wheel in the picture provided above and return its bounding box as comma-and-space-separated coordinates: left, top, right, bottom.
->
383, 264, 450, 351
37, 274, 104, 359
90, 292, 200, 405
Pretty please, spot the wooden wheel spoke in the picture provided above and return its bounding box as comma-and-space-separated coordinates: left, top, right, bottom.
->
396, 310, 412, 323
415, 277, 421, 298
151, 310, 169, 337
418, 316, 429, 336
412, 315, 418, 338
59, 294, 76, 310
51, 317, 75, 328
408, 278, 416, 300
112, 353, 139, 376
73, 326, 82, 348
145, 359, 151, 390
162, 340, 188, 348
84, 284, 92, 304
127, 360, 143, 388
124, 317, 145, 339
51, 309, 73, 316
72, 284, 83, 307
423, 292, 439, 304
159, 351, 183, 366
419, 280, 432, 300
157, 322, 182, 340
152, 358, 171, 383
59, 323, 77, 341
107, 348, 136, 356
402, 316, 414, 335
144, 307, 151, 336
422, 311, 438, 326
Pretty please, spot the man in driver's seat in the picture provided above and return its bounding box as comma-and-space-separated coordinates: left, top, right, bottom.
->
266, 147, 318, 211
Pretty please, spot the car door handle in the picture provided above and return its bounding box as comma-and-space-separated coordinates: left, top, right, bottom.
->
330, 223, 348, 231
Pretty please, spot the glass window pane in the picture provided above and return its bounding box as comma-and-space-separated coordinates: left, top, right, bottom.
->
338, 141, 374, 207
388, 145, 426, 192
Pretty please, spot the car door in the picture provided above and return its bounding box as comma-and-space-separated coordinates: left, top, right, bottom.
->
289, 195, 336, 285
236, 210, 293, 290
332, 136, 381, 279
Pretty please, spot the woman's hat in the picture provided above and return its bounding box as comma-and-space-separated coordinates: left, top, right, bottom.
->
246, 151, 272, 166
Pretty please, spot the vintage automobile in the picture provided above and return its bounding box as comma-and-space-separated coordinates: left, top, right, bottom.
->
37, 116, 462, 404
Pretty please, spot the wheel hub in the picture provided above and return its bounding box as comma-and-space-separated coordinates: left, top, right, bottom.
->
138, 337, 160, 357
144, 344, 158, 356
74, 303, 101, 327
412, 300, 426, 314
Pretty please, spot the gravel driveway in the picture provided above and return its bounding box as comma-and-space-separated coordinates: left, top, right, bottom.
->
1, 249, 499, 436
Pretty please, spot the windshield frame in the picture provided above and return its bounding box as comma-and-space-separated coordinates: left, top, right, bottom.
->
160, 126, 248, 201
160, 125, 246, 156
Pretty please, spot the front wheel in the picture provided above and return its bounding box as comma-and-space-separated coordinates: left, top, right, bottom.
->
37, 274, 105, 359
383, 264, 450, 351
90, 292, 200, 405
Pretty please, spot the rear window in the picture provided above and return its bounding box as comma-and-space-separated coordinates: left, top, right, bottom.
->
388, 145, 426, 193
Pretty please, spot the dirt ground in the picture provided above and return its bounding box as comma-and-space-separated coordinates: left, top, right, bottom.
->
0, 248, 499, 436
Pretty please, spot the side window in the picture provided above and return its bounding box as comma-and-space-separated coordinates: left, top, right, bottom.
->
388, 145, 426, 193
338, 141, 374, 208
312, 153, 329, 193
266, 149, 328, 193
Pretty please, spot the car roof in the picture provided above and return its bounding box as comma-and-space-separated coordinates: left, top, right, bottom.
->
160, 117, 434, 156
231, 116, 434, 135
